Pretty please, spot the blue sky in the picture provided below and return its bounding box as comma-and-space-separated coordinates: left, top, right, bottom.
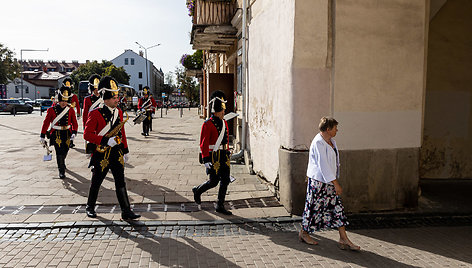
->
0, 0, 194, 77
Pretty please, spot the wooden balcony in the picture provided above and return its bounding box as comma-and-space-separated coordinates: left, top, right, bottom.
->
190, 0, 238, 52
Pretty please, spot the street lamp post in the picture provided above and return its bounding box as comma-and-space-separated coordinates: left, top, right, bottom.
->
135, 42, 160, 90
20, 48, 48, 99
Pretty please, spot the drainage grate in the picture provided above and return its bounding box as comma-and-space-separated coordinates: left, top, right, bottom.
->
0, 197, 281, 215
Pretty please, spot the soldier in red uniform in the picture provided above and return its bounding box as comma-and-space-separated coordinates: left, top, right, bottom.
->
192, 90, 232, 215
82, 74, 102, 128
40, 86, 78, 179
137, 86, 157, 136
58, 78, 80, 149
83, 76, 140, 220
61, 78, 80, 117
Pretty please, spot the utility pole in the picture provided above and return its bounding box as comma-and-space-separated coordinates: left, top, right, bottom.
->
135, 42, 160, 90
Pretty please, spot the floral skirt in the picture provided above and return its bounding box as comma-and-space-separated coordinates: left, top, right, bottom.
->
301, 178, 349, 233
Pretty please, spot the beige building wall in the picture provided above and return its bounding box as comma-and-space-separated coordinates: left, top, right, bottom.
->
421, 0, 472, 178
247, 0, 295, 183
331, 0, 429, 211
333, 0, 428, 150
245, 0, 430, 212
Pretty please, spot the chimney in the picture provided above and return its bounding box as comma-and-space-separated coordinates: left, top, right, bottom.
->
139, 50, 144, 57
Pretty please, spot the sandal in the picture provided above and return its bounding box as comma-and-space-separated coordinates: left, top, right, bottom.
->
299, 230, 318, 245
338, 240, 360, 251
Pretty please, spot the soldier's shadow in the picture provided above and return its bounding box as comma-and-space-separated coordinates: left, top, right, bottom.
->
95, 217, 236, 267
63, 168, 175, 216
62, 169, 116, 200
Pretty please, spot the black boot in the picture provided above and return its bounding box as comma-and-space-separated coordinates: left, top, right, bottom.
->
216, 180, 231, 215
192, 187, 201, 204
86, 186, 100, 218
69, 141, 75, 148
85, 205, 97, 218
216, 204, 232, 215
116, 187, 140, 220
57, 155, 66, 179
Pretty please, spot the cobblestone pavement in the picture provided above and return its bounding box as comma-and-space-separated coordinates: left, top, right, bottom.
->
0, 224, 471, 267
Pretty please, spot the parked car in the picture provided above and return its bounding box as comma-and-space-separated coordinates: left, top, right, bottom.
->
33, 99, 46, 107
0, 99, 34, 114
40, 100, 53, 112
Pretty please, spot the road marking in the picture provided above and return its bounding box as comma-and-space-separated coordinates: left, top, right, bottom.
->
53, 206, 62, 214
33, 206, 44, 214
12, 206, 25, 215
72, 205, 81, 214
260, 198, 267, 207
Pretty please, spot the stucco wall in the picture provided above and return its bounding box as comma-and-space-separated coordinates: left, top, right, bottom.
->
421, 0, 472, 178
333, 0, 427, 151
290, 0, 332, 149
247, 0, 295, 183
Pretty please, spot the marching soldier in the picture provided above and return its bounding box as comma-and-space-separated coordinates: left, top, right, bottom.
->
192, 90, 232, 215
61, 78, 80, 148
137, 86, 157, 136
83, 76, 140, 220
82, 74, 102, 128
61, 78, 80, 117
82, 74, 102, 155
40, 86, 78, 179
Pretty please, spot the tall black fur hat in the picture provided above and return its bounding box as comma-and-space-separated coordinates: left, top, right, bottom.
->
99, 76, 119, 100
88, 74, 101, 93
209, 90, 227, 113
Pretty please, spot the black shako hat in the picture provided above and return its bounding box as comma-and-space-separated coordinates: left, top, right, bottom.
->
209, 90, 227, 113
57, 85, 71, 102
62, 77, 74, 88
143, 86, 150, 96
88, 74, 101, 93
99, 76, 119, 100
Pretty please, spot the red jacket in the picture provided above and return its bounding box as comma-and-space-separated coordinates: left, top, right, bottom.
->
200, 117, 229, 163
84, 107, 129, 154
70, 94, 80, 116
40, 105, 78, 138
138, 97, 157, 112
82, 94, 101, 127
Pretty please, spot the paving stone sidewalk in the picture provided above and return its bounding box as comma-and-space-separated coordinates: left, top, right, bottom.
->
0, 108, 289, 224
0, 224, 470, 267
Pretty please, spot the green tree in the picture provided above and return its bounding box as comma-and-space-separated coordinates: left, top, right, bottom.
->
70, 60, 129, 86
175, 66, 199, 103
104, 65, 130, 84
180, 50, 203, 70
0, 43, 21, 85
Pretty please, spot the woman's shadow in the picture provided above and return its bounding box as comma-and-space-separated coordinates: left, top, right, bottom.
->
185, 210, 417, 267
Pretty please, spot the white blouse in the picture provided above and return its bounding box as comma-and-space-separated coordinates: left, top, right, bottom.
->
306, 133, 340, 184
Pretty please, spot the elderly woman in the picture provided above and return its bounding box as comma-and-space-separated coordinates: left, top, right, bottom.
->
299, 117, 360, 251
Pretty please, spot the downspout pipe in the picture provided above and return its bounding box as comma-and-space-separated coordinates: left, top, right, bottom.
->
231, 0, 247, 161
